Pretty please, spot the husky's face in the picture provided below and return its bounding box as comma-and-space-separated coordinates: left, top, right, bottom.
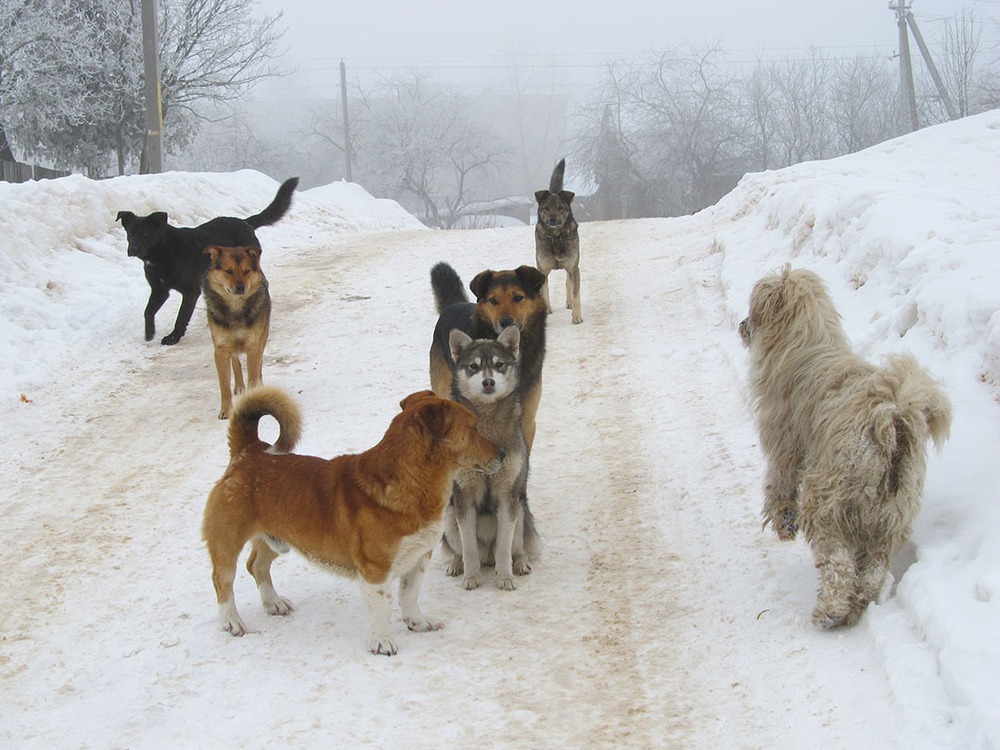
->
449, 327, 520, 404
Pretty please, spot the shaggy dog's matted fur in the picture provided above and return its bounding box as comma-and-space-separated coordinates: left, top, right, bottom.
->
739, 265, 951, 629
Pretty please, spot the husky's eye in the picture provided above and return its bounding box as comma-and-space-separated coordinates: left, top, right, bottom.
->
466, 363, 479, 374
494, 360, 506, 371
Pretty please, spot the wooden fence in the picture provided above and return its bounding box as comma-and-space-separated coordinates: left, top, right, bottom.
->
1, 160, 70, 183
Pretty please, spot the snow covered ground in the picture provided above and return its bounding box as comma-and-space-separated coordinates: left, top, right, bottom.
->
1, 111, 998, 749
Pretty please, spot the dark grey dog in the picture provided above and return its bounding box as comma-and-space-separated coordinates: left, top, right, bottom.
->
534, 158, 582, 324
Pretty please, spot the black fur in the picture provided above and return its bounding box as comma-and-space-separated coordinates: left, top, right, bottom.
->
116, 177, 297, 345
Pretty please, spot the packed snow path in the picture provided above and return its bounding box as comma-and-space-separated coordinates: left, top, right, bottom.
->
1, 221, 963, 748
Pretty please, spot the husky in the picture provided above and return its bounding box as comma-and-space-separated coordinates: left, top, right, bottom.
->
440, 326, 541, 591
535, 158, 582, 324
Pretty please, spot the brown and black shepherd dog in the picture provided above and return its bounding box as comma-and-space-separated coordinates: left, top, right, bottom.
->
535, 158, 582, 324
202, 245, 271, 419
429, 261, 547, 449
202, 386, 503, 655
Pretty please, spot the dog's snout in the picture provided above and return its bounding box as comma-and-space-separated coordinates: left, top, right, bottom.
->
482, 377, 495, 392
499, 315, 514, 328
234, 284, 246, 295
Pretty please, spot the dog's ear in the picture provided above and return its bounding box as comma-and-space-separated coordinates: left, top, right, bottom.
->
412, 400, 453, 441
497, 325, 520, 358
203, 246, 223, 266
449, 329, 474, 361
469, 270, 495, 301
150, 211, 168, 225
246, 246, 262, 269
399, 390, 436, 411
515, 265, 546, 297
559, 190, 575, 204
534, 190, 549, 204
116, 210, 134, 227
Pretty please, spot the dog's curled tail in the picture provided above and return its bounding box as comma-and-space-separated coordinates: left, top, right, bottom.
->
430, 261, 469, 313
246, 177, 299, 228
228, 385, 303, 457
549, 158, 566, 193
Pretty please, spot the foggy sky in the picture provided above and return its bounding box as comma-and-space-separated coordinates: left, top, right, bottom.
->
250, 0, 982, 99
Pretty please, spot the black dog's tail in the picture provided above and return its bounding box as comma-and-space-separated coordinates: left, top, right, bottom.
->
431, 262, 470, 313
245, 177, 299, 228
549, 158, 566, 193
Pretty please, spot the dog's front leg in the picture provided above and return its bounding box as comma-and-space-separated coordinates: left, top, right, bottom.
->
568, 266, 583, 324
360, 579, 397, 656
162, 289, 199, 345
494, 496, 519, 591
143, 284, 170, 342
455, 498, 482, 590
399, 551, 444, 633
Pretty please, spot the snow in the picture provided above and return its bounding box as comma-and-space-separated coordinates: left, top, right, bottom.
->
1, 111, 998, 749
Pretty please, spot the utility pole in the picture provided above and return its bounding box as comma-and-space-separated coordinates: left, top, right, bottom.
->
140, 0, 163, 173
340, 60, 352, 182
891, 1, 920, 133
905, 9, 959, 120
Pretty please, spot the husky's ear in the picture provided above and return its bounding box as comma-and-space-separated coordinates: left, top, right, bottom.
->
449, 329, 474, 361
497, 325, 520, 359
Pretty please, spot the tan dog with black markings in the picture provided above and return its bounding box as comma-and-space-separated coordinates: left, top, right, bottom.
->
202, 245, 270, 419
202, 386, 504, 655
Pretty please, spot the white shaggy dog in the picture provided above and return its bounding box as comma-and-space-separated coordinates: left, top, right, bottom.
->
739, 265, 951, 629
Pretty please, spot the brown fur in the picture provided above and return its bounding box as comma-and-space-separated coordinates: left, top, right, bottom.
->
202, 386, 503, 655
429, 262, 547, 449
534, 158, 582, 324
202, 245, 271, 419
740, 266, 951, 628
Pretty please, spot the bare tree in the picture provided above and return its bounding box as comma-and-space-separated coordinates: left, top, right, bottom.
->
829, 54, 900, 153
940, 8, 983, 117
354, 72, 508, 228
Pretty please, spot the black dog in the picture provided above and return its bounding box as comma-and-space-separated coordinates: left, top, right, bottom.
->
116, 177, 298, 345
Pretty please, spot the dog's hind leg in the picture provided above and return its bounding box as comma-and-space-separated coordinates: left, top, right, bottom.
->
399, 551, 444, 633
810, 537, 862, 629
246, 535, 293, 617
206, 535, 250, 636
230, 354, 245, 395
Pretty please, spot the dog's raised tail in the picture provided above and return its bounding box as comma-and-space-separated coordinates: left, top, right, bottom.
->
228, 385, 303, 457
245, 177, 299, 228
430, 262, 470, 313
549, 158, 566, 193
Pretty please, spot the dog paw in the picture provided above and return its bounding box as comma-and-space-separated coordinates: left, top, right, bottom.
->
572, 313, 583, 324
217, 407, 231, 420
462, 574, 481, 590
513, 558, 533, 576
367, 635, 398, 656
263, 595, 294, 617
160, 332, 181, 345
776, 510, 799, 540
443, 559, 463, 577
495, 574, 517, 591
220, 609, 249, 637
404, 615, 444, 632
